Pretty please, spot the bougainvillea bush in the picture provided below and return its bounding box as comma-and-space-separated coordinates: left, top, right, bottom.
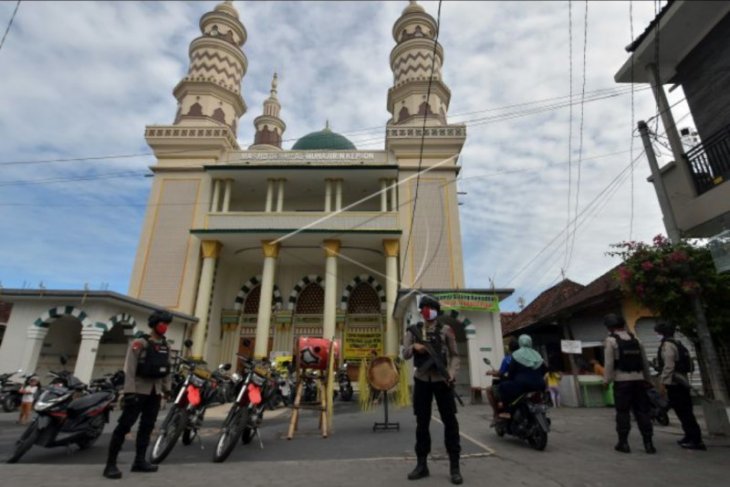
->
607, 235, 730, 339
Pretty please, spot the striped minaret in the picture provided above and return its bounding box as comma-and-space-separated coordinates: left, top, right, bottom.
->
172, 1, 248, 135
249, 73, 287, 150
387, 1, 451, 126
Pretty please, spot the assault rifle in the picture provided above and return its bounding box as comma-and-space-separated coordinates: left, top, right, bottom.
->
407, 324, 464, 407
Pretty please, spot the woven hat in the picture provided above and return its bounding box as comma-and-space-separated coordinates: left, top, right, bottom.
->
367, 356, 399, 391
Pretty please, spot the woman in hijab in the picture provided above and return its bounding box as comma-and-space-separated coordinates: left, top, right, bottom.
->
495, 335, 547, 416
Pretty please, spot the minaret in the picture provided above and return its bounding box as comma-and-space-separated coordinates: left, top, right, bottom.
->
387, 0, 451, 126
172, 0, 248, 136
249, 73, 287, 150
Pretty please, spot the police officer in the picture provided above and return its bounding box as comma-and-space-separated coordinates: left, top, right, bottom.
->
602, 313, 655, 454
103, 310, 173, 479
654, 322, 705, 450
402, 295, 462, 485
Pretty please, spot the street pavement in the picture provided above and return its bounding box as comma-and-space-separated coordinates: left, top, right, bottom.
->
0, 399, 728, 486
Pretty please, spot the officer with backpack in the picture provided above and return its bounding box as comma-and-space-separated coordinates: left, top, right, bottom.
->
103, 310, 173, 479
602, 313, 655, 454
654, 322, 705, 450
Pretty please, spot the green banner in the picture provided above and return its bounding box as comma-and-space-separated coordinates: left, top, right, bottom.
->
431, 292, 500, 312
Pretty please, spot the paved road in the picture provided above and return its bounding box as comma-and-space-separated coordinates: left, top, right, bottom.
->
1, 400, 728, 486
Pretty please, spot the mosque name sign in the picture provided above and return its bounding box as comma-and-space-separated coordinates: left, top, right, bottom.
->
236, 151, 384, 164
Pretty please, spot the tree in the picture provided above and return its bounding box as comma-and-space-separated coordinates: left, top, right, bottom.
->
608, 235, 730, 398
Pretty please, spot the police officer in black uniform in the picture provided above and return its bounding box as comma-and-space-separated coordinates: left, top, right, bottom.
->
103, 310, 173, 479
602, 313, 655, 454
403, 295, 462, 485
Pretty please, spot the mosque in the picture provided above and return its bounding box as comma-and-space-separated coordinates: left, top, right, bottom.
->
0, 1, 511, 399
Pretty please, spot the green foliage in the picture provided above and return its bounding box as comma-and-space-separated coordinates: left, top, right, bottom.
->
607, 235, 730, 339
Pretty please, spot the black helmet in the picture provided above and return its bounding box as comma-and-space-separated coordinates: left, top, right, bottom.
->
603, 313, 626, 330
654, 322, 676, 337
148, 310, 174, 327
418, 294, 441, 312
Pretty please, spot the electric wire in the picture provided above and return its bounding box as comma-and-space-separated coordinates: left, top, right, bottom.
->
564, 0, 574, 273
0, 0, 20, 54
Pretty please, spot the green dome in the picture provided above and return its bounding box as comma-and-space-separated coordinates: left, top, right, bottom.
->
292, 124, 356, 151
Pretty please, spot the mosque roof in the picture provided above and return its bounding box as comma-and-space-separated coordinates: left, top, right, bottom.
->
291, 123, 356, 151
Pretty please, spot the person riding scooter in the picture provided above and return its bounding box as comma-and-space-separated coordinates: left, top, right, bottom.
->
493, 335, 547, 421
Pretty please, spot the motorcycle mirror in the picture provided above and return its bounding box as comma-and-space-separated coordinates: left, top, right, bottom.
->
184, 339, 193, 348
223, 363, 232, 371
483, 358, 491, 366
60, 355, 69, 366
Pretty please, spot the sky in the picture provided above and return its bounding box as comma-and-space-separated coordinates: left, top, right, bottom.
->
0, 0, 689, 312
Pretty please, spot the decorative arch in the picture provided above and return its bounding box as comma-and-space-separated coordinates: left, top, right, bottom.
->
288, 274, 324, 311
234, 275, 282, 312
107, 313, 140, 337
33, 306, 94, 329
340, 274, 386, 311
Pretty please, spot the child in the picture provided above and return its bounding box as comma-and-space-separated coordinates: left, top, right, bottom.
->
545, 370, 562, 408
18, 376, 39, 425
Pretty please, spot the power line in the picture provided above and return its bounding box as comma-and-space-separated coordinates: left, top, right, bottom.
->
564, 0, 574, 273
400, 0, 443, 278
0, 0, 20, 55
629, 0, 636, 241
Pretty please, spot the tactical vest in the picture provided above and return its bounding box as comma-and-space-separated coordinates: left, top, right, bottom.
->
136, 336, 171, 379
413, 322, 448, 372
610, 332, 643, 373
657, 338, 693, 375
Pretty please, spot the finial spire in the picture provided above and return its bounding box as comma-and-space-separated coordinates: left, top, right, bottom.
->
270, 72, 278, 97
325, 120, 330, 130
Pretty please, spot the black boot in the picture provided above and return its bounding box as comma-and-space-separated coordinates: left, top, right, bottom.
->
614, 434, 630, 453
449, 456, 463, 485
643, 438, 657, 454
131, 436, 158, 472
103, 434, 123, 479
407, 456, 429, 480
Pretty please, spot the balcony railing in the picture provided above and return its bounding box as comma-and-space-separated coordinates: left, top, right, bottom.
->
686, 124, 730, 195
206, 211, 399, 232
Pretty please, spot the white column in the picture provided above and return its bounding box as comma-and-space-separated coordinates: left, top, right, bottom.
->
325, 179, 332, 212
191, 240, 222, 360
210, 179, 221, 212
265, 179, 274, 212
335, 179, 343, 211
322, 240, 340, 341
222, 179, 233, 213
20, 327, 48, 375
254, 241, 279, 359
74, 327, 105, 384
383, 239, 400, 357
277, 179, 285, 212
380, 179, 388, 212
390, 179, 398, 211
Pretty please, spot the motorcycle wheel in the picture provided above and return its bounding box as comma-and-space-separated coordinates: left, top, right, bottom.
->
528, 430, 548, 451
150, 407, 187, 464
340, 388, 353, 402
213, 406, 248, 463
7, 420, 40, 463
494, 423, 506, 437
656, 411, 670, 426
2, 395, 18, 413
241, 424, 256, 445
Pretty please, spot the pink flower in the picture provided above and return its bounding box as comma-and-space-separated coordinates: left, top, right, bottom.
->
618, 266, 633, 283
669, 250, 688, 263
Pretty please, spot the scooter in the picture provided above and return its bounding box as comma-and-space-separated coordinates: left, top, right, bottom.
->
1, 370, 29, 413
6, 356, 118, 463
484, 358, 551, 451
336, 362, 353, 402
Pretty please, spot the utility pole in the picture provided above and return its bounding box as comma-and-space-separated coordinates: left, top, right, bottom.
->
639, 120, 729, 404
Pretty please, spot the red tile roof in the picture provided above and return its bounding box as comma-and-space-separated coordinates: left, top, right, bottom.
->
502, 279, 584, 335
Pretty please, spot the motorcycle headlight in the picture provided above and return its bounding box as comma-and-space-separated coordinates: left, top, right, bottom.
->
252, 373, 266, 386
231, 373, 242, 383
34, 391, 71, 411
189, 375, 206, 388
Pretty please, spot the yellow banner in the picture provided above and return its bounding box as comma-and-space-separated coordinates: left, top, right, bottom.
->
344, 329, 383, 361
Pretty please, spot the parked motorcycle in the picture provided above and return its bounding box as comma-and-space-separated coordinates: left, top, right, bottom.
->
485, 358, 551, 451
336, 362, 353, 402
6, 356, 119, 463
150, 340, 231, 464
212, 350, 278, 462
1, 370, 32, 413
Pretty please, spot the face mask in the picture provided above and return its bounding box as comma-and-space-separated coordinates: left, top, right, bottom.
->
154, 323, 168, 336
420, 306, 438, 321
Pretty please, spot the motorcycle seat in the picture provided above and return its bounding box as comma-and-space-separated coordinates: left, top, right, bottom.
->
68, 391, 114, 414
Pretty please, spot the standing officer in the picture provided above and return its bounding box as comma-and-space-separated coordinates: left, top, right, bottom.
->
602, 313, 655, 454
103, 310, 173, 479
402, 295, 462, 485
654, 322, 705, 450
